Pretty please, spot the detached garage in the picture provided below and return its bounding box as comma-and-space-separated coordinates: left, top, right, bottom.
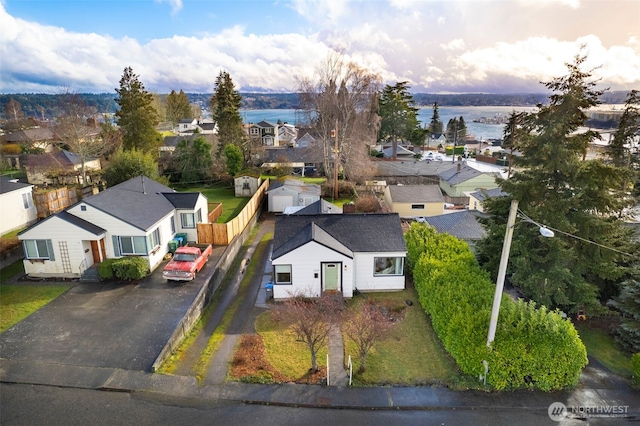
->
266, 178, 321, 213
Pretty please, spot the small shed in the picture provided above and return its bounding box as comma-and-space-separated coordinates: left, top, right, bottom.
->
266, 178, 321, 213
383, 184, 444, 218
234, 174, 262, 197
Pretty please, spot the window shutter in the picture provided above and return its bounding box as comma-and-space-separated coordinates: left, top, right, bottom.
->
112, 236, 121, 257
46, 240, 55, 261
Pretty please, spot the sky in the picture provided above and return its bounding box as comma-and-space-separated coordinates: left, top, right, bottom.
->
1, 0, 638, 94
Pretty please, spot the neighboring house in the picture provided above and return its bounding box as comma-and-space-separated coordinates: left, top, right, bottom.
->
438, 163, 500, 197
249, 120, 280, 146
381, 145, 417, 158
175, 118, 198, 134
468, 187, 508, 212
383, 184, 444, 218
271, 213, 407, 299
283, 199, 342, 215
278, 123, 298, 146
2, 127, 56, 153
425, 133, 446, 148
196, 120, 217, 135
422, 210, 489, 253
260, 145, 324, 177
234, 174, 262, 197
296, 131, 317, 148
21, 149, 101, 185
0, 176, 37, 235
266, 178, 321, 213
18, 176, 208, 279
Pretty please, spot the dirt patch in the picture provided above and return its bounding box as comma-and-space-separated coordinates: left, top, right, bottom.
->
230, 334, 326, 385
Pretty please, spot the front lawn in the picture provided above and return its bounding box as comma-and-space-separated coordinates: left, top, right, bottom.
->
575, 321, 633, 379
0, 285, 70, 332
0, 260, 24, 284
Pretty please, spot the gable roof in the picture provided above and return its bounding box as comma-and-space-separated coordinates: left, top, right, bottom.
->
469, 187, 508, 202
438, 164, 499, 185
382, 145, 416, 158
56, 210, 106, 235
82, 176, 177, 231
261, 146, 324, 163
423, 210, 489, 240
2, 127, 55, 143
267, 178, 321, 196
292, 199, 342, 215
387, 185, 444, 203
0, 176, 32, 195
162, 192, 202, 209
273, 213, 406, 259
22, 149, 97, 169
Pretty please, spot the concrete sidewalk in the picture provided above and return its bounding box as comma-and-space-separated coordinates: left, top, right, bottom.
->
2, 357, 639, 415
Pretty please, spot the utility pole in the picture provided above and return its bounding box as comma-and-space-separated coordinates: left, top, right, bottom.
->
333, 119, 339, 200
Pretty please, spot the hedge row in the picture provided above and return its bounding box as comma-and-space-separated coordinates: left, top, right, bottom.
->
405, 223, 588, 391
98, 257, 149, 281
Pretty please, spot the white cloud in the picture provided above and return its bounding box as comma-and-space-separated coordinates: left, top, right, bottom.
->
156, 0, 183, 15
441, 39, 465, 51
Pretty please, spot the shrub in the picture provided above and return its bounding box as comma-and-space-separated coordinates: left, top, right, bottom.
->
632, 353, 640, 385
405, 223, 588, 391
355, 195, 380, 213
111, 257, 149, 281
98, 258, 118, 280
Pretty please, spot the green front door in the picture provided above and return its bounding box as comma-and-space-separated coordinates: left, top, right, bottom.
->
322, 262, 341, 291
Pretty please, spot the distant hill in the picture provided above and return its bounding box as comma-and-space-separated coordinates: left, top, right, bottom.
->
0, 91, 633, 120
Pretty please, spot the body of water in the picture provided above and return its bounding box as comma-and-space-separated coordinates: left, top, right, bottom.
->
241, 106, 538, 141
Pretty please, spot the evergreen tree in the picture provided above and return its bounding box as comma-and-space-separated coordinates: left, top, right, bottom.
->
103, 149, 165, 187
209, 71, 246, 154
606, 90, 640, 195
428, 102, 443, 135
114, 67, 161, 153
166, 89, 192, 127
609, 279, 640, 353
476, 53, 638, 314
224, 143, 243, 177
378, 81, 423, 159
173, 136, 212, 183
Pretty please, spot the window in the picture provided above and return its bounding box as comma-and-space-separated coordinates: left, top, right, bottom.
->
170, 215, 176, 234
119, 236, 147, 255
411, 204, 425, 210
23, 239, 54, 260
147, 228, 160, 250
22, 193, 33, 209
181, 213, 195, 228
80, 205, 87, 211
374, 257, 404, 276
274, 265, 292, 284
196, 208, 202, 223
242, 182, 250, 190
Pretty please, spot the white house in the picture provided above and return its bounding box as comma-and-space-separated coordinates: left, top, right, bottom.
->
0, 176, 38, 235
266, 178, 321, 212
18, 176, 208, 279
175, 118, 198, 134
271, 213, 407, 299
278, 123, 298, 146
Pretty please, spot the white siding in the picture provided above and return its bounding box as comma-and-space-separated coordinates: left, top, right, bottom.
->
272, 241, 353, 299
353, 251, 406, 292
19, 215, 104, 278
0, 186, 37, 235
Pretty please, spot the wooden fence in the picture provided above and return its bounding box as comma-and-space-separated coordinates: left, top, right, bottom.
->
197, 179, 269, 246
208, 203, 222, 223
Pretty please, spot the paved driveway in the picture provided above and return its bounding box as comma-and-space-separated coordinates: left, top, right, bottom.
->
0, 253, 221, 372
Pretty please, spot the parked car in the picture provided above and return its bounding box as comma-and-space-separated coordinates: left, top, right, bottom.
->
415, 216, 427, 223
162, 243, 212, 281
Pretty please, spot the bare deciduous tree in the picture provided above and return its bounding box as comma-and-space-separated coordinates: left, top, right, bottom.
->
272, 295, 341, 372
342, 300, 393, 373
297, 52, 381, 183
54, 91, 116, 185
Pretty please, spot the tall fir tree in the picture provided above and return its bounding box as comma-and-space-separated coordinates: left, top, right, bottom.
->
476, 53, 638, 314
606, 90, 640, 195
428, 102, 444, 135
609, 279, 640, 353
378, 81, 423, 159
209, 71, 246, 157
166, 89, 192, 127
114, 67, 161, 153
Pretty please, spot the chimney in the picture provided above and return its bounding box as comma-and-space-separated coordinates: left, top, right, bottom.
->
343, 203, 356, 214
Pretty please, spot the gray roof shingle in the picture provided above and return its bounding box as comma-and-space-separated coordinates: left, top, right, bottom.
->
387, 185, 444, 203
0, 176, 32, 195
273, 213, 407, 259
83, 176, 177, 231
423, 210, 489, 240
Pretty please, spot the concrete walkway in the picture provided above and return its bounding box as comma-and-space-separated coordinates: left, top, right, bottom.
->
328, 325, 349, 386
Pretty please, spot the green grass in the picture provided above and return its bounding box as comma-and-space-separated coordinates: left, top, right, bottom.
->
576, 322, 633, 378
255, 312, 328, 380
0, 285, 70, 332
0, 260, 24, 284
174, 182, 250, 223
343, 289, 459, 386
255, 286, 462, 387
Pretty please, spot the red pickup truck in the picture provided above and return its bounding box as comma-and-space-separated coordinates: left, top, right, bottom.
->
162, 243, 212, 281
